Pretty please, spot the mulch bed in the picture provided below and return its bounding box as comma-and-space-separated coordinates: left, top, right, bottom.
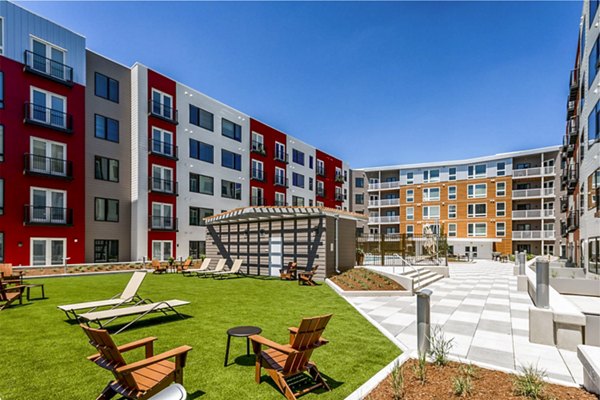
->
330, 268, 405, 291
367, 359, 596, 399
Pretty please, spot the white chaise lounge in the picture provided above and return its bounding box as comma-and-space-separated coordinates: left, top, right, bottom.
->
212, 259, 244, 279
182, 258, 212, 277
196, 259, 226, 278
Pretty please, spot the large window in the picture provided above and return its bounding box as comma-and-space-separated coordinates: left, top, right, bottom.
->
355, 177, 364, 188
151, 203, 174, 230
496, 222, 506, 237
467, 203, 487, 218
292, 172, 305, 188
448, 186, 457, 200
30, 87, 66, 128
95, 114, 119, 142
590, 37, 600, 88
29, 138, 67, 177
189, 139, 213, 163
151, 165, 174, 194
221, 180, 242, 200
423, 169, 440, 183
496, 182, 506, 196
94, 240, 118, 263
406, 225, 414, 237
222, 118, 242, 141
467, 183, 487, 198
355, 194, 364, 204
275, 142, 286, 162
189, 105, 214, 131
589, 237, 600, 275
189, 241, 206, 259
95, 72, 119, 103
152, 240, 172, 261
423, 187, 440, 201
448, 223, 457, 237
30, 188, 66, 224
448, 204, 457, 219
95, 198, 119, 222
95, 156, 119, 182
221, 149, 242, 170
292, 149, 305, 166
151, 89, 173, 120
467, 223, 487, 237
496, 202, 506, 217
468, 164, 487, 179
151, 127, 174, 158
0, 126, 4, 161
31, 238, 65, 265
190, 207, 213, 226
292, 196, 304, 206
422, 205, 440, 219
31, 38, 66, 80
190, 173, 213, 195
589, 99, 600, 143
406, 207, 414, 220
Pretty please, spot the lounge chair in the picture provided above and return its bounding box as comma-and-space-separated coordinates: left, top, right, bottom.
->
250, 314, 333, 400
178, 258, 192, 273
196, 258, 226, 278
57, 271, 147, 319
78, 299, 190, 334
212, 259, 244, 279
182, 258, 211, 277
152, 259, 167, 274
280, 262, 298, 281
0, 263, 24, 284
81, 324, 192, 399
0, 279, 26, 311
298, 265, 319, 286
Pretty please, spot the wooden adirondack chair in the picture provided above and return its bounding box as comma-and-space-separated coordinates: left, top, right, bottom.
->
0, 263, 23, 283
178, 258, 192, 272
0, 279, 26, 311
250, 314, 332, 400
151, 259, 167, 274
81, 324, 192, 400
298, 265, 319, 286
280, 262, 298, 281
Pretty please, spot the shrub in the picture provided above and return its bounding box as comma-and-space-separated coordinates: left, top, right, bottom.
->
429, 325, 454, 366
513, 364, 547, 399
390, 361, 404, 400
452, 375, 472, 397
412, 353, 427, 385
459, 363, 479, 379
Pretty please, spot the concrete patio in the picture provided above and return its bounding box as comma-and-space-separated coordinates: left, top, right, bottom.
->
347, 260, 585, 385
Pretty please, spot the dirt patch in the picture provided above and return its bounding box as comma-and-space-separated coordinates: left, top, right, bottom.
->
330, 268, 404, 291
367, 359, 595, 400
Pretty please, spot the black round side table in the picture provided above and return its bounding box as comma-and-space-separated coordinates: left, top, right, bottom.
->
224, 325, 262, 367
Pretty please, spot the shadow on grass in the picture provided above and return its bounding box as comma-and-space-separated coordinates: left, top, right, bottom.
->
187, 389, 206, 399
261, 371, 344, 396
71, 313, 194, 333
230, 354, 256, 367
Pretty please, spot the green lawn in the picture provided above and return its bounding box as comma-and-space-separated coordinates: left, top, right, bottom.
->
0, 273, 400, 400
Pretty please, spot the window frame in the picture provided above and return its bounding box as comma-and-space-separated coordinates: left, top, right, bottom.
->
221, 118, 242, 142
406, 206, 414, 220
189, 104, 214, 131
447, 223, 457, 237
94, 114, 119, 143
448, 167, 457, 181
467, 203, 487, 218
94, 239, 119, 263
467, 183, 487, 199
221, 179, 242, 200
423, 187, 440, 202
423, 169, 440, 183
406, 189, 414, 203
94, 72, 119, 103
221, 149, 242, 171
94, 197, 119, 222
448, 204, 457, 219
496, 222, 506, 237
467, 222, 487, 237
189, 139, 214, 163
422, 205, 440, 220
496, 202, 506, 217
189, 173, 214, 196
292, 149, 305, 166
448, 185, 457, 200
94, 155, 119, 183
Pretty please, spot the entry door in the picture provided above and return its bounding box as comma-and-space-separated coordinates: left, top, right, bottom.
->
269, 236, 283, 277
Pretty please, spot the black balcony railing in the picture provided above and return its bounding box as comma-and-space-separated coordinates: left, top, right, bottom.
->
24, 154, 73, 179
250, 196, 266, 206
24, 102, 73, 133
569, 69, 579, 91
560, 195, 568, 213
316, 188, 326, 198
274, 152, 288, 163
335, 193, 344, 202
251, 168, 265, 182
148, 100, 178, 125
567, 212, 578, 232
251, 141, 267, 156
567, 166, 578, 194
274, 175, 288, 187
149, 215, 178, 231
316, 167, 326, 177
567, 98, 576, 118
567, 117, 578, 144
561, 220, 568, 237
148, 177, 178, 195
335, 174, 345, 183
24, 205, 73, 225
24, 50, 74, 86
148, 138, 178, 160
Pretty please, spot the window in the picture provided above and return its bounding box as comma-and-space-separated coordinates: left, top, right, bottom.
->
448, 204, 457, 219
29, 138, 67, 176
590, 37, 600, 87
94, 240, 118, 263
275, 167, 286, 186
221, 180, 241, 200
468, 223, 487, 237
406, 189, 414, 202
31, 238, 66, 265
221, 149, 242, 171
0, 178, 3, 215
0, 125, 3, 161
275, 192, 286, 206
496, 182, 506, 196
292, 172, 305, 188
30, 87, 67, 128
190, 207, 213, 226
589, 99, 600, 143
251, 187, 264, 206
423, 205, 440, 219
423, 187, 440, 201
151, 127, 174, 157
251, 132, 264, 153
189, 139, 213, 163
316, 159, 325, 176
468, 164, 486, 179
30, 38, 67, 80
496, 222, 506, 237
30, 188, 66, 223
151, 165, 174, 194
406, 207, 414, 220
0, 17, 3, 55
496, 202, 506, 217
448, 167, 457, 181
251, 159, 264, 181
190, 173, 213, 195
448, 186, 457, 200
592, 0, 600, 28
0, 72, 3, 108
151, 89, 174, 120
355, 177, 364, 188
189, 105, 214, 131
95, 114, 119, 142
309, 156, 314, 169
0, 232, 3, 262
406, 172, 414, 185
448, 223, 457, 237
222, 118, 242, 142
467, 203, 487, 218
189, 241, 206, 259
467, 183, 487, 198
275, 142, 286, 162
95, 72, 119, 102
309, 177, 314, 191
292, 196, 304, 206
406, 225, 414, 237
355, 194, 364, 204
94, 156, 119, 182
152, 240, 172, 261
95, 198, 119, 222
292, 149, 305, 166
497, 162, 506, 176
151, 203, 174, 229
423, 169, 440, 183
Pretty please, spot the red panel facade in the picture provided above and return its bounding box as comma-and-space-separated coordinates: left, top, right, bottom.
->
0, 56, 86, 265
315, 149, 344, 208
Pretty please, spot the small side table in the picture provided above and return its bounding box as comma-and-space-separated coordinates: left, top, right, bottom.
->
224, 325, 262, 367
26, 284, 45, 301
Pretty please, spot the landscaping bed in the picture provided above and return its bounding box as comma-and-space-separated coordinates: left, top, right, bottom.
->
330, 268, 405, 291
367, 359, 595, 400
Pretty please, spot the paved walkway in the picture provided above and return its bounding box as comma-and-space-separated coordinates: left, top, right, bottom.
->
347, 260, 584, 385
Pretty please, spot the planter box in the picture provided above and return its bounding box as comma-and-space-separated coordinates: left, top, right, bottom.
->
325, 278, 412, 297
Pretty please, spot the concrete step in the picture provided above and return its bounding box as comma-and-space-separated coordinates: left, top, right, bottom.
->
414, 273, 444, 291
401, 267, 444, 290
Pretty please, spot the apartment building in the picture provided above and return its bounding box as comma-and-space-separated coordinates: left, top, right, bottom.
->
561, 0, 600, 274
350, 147, 562, 259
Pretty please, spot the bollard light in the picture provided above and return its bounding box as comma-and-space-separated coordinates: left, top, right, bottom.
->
518, 252, 526, 275
536, 259, 550, 309
417, 289, 432, 356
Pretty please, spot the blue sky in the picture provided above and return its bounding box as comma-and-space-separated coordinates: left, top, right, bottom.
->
17, 1, 582, 168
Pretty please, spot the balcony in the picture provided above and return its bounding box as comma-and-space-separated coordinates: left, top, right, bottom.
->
369, 216, 400, 224
512, 166, 555, 179
316, 188, 326, 198
24, 205, 73, 225
560, 195, 568, 212
567, 212, 578, 232
566, 166, 578, 194
512, 209, 555, 219
23, 154, 72, 179
561, 221, 568, 237
274, 175, 288, 188
368, 198, 401, 208
316, 166, 326, 177
566, 98, 576, 118
567, 117, 579, 144
512, 230, 555, 241
335, 173, 345, 183
274, 152, 288, 163
149, 216, 178, 231
569, 69, 579, 93
368, 181, 401, 191
335, 193, 344, 202
250, 196, 266, 206
23, 50, 74, 86
148, 100, 178, 125
148, 177, 178, 196
251, 168, 265, 182
148, 138, 178, 160
24, 103, 73, 133
512, 187, 554, 199
251, 141, 267, 156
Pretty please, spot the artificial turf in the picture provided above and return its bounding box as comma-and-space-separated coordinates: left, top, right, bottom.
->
0, 272, 401, 400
